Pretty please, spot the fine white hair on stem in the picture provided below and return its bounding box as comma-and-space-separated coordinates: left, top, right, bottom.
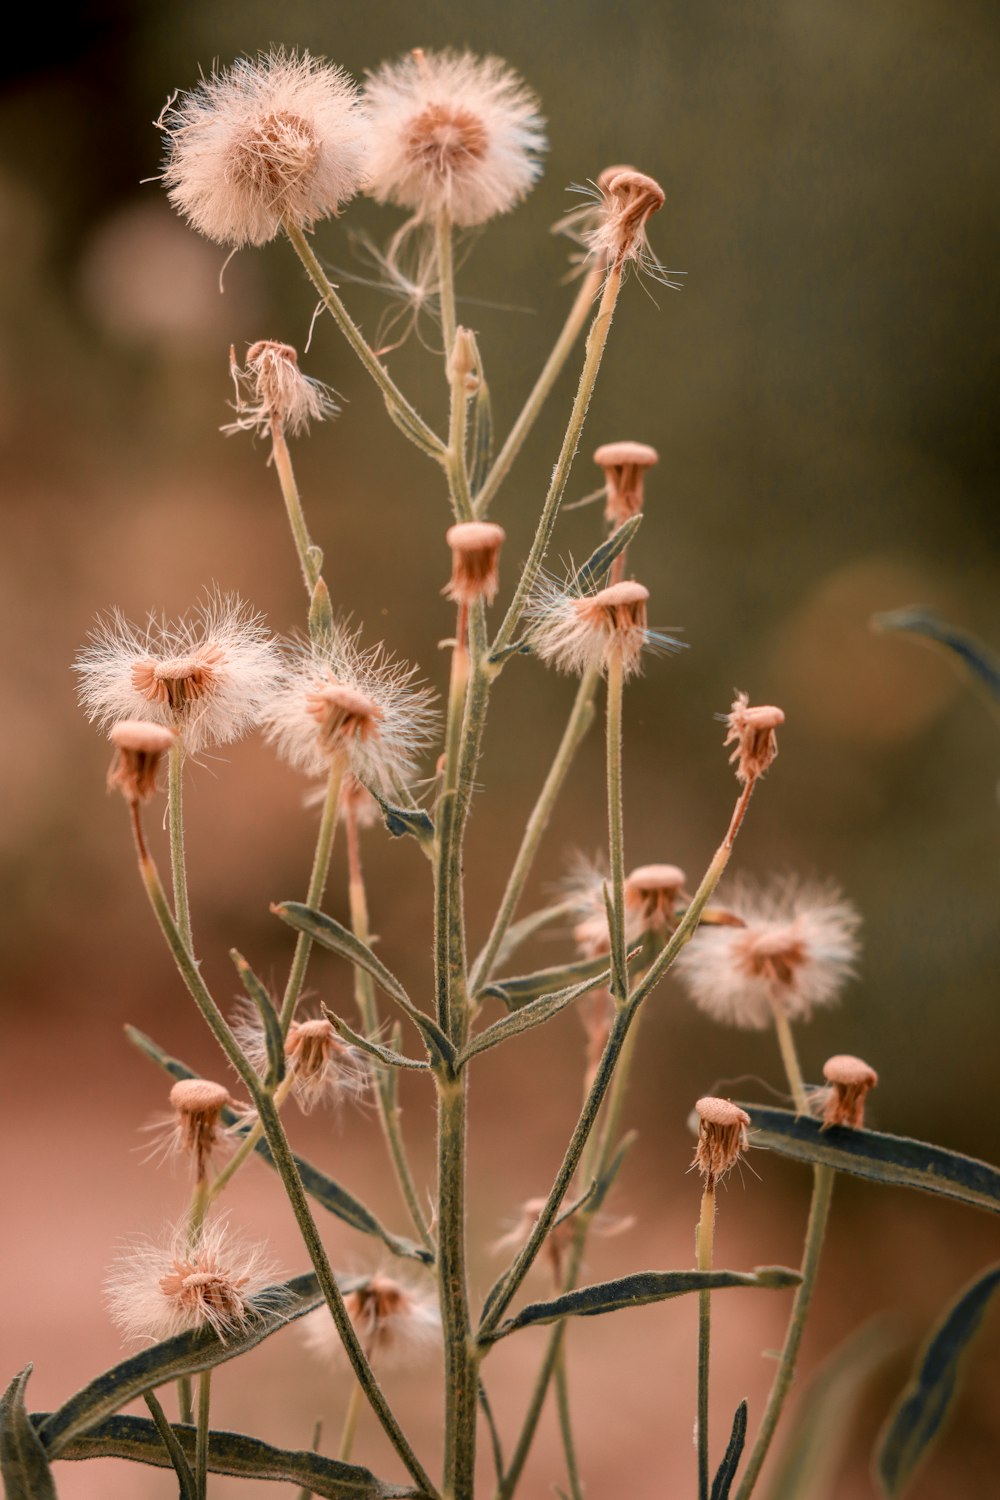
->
673, 875, 862, 1030
363, 48, 546, 227
526, 574, 684, 680
158, 50, 369, 248
74, 590, 284, 756
301, 1273, 441, 1371
105, 1217, 286, 1345
261, 627, 439, 788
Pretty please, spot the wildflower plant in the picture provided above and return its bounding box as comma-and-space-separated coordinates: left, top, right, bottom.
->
8, 39, 1000, 1500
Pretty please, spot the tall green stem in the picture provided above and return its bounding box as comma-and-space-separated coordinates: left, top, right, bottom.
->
195, 1369, 211, 1500
554, 1343, 584, 1500
733, 1166, 835, 1500
279, 761, 344, 1031
437, 213, 458, 380
475, 266, 603, 517
469, 667, 599, 995
437, 1074, 477, 1499
271, 424, 320, 595
696, 1184, 716, 1500
771, 1004, 810, 1115
284, 220, 445, 462
605, 655, 628, 999
337, 1379, 365, 1465
167, 742, 193, 955
492, 264, 623, 660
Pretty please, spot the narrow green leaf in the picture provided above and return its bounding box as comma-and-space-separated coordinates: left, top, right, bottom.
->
38, 1273, 334, 1455
363, 785, 435, 846
742, 1106, 1000, 1216
274, 904, 454, 1067
590, 1130, 638, 1215
309, 575, 334, 644
484, 1266, 800, 1343
710, 1399, 747, 1500
872, 607, 1000, 706
478, 953, 611, 1010
1, 1367, 58, 1499
571, 515, 643, 594
462, 965, 615, 1063
876, 1262, 1000, 1496
124, 1029, 431, 1264
142, 1391, 196, 1500
231, 950, 284, 1086
469, 376, 493, 496
34, 1413, 424, 1499
322, 1008, 429, 1071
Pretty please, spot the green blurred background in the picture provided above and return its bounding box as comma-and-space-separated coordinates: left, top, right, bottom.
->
1, 1, 998, 1496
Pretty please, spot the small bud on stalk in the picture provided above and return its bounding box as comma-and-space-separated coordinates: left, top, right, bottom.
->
821, 1054, 878, 1129
168, 1078, 234, 1181
444, 521, 506, 605
594, 441, 659, 525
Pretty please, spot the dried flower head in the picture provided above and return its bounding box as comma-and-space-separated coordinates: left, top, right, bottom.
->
339, 772, 382, 829
529, 577, 681, 680
106, 1218, 284, 1344
159, 50, 368, 247
624, 863, 689, 935
557, 167, 676, 284
564, 854, 630, 958
725, 693, 784, 785
364, 48, 545, 226
674, 876, 861, 1031
225, 340, 338, 438
693, 1097, 751, 1186
161, 1078, 234, 1181
106, 720, 177, 803
261, 629, 437, 789
444, 521, 506, 605
494, 1196, 633, 1286
593, 441, 659, 525
302, 1274, 441, 1370
821, 1054, 878, 1129
76, 593, 282, 756
233, 1002, 367, 1113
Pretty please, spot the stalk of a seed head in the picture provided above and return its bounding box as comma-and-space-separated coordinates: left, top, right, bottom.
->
605, 655, 628, 999
435, 602, 471, 1037
733, 1165, 835, 1500
167, 742, 194, 954
337, 1377, 365, 1464
279, 760, 344, 1031
271, 421, 320, 594
346, 800, 433, 1251
696, 1183, 716, 1500
437, 213, 458, 387
469, 666, 600, 994
283, 220, 445, 461
554, 1342, 584, 1500
491, 263, 623, 659
252, 1091, 437, 1496
437, 215, 475, 523
195, 1369, 211, 1500
436, 1072, 477, 1499
770, 1003, 810, 1116
475, 265, 603, 517
201, 1071, 297, 1207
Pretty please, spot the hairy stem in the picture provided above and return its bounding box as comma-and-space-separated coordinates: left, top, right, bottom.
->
284, 220, 445, 462
279, 761, 344, 1031
733, 1166, 835, 1500
337, 1378, 364, 1465
437, 1075, 477, 1499
605, 654, 628, 999
195, 1369, 211, 1500
167, 743, 193, 955
554, 1342, 584, 1500
771, 1004, 810, 1116
696, 1184, 716, 1500
271, 422, 320, 595
469, 667, 599, 994
475, 265, 603, 517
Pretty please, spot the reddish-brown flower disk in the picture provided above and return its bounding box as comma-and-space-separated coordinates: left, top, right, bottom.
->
593, 440, 659, 524
168, 1078, 233, 1181
821, 1054, 878, 1129
693, 1097, 751, 1186
444, 521, 507, 605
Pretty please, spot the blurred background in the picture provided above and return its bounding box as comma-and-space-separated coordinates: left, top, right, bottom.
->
1, 1, 998, 1496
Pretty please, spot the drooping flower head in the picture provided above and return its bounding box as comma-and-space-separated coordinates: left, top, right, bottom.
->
106, 720, 177, 803
106, 1217, 284, 1344
725, 693, 784, 785
225, 340, 338, 438
261, 627, 438, 790
302, 1273, 441, 1370
820, 1054, 878, 1129
159, 50, 368, 247
674, 876, 861, 1031
75, 592, 283, 756
692, 1097, 751, 1187
160, 1078, 234, 1181
555, 166, 677, 283
593, 441, 659, 526
624, 863, 689, 935
364, 48, 546, 226
232, 1001, 368, 1114
528, 576, 682, 680
444, 521, 506, 606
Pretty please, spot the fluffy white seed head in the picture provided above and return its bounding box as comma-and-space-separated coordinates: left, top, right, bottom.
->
232, 1000, 368, 1114
106, 1218, 284, 1344
302, 1274, 441, 1370
529, 577, 681, 680
224, 340, 338, 438
75, 592, 283, 756
261, 628, 438, 788
673, 876, 861, 1030
364, 49, 545, 226
159, 50, 368, 247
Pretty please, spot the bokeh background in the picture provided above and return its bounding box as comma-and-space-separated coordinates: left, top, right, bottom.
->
2, 1, 998, 1497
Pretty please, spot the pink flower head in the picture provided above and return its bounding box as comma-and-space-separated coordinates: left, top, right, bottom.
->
159, 50, 368, 247
674, 876, 861, 1030
444, 521, 507, 606
593, 441, 660, 525
529, 577, 682, 680
624, 863, 689, 935
725, 693, 784, 785
224, 340, 338, 438
821, 1054, 878, 1130
692, 1097, 751, 1186
302, 1273, 441, 1370
106, 720, 177, 803
232, 1002, 368, 1114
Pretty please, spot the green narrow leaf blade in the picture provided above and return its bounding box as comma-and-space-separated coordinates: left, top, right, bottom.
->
872, 607, 1000, 706
231, 950, 284, 1086
742, 1106, 1000, 1216
710, 1399, 747, 1500
571, 515, 643, 594
462, 964, 615, 1062
322, 1008, 429, 1071
363, 786, 435, 846
876, 1262, 1000, 1496
478, 953, 611, 1009
33, 1413, 421, 1499
469, 374, 493, 496
1, 1367, 58, 1500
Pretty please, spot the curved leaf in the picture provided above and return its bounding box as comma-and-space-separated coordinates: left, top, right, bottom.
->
462, 966, 614, 1063
141, 1391, 196, 1500
875, 1262, 1000, 1496
323, 1010, 429, 1072
33, 1413, 425, 1498
872, 607, 1000, 706
38, 1272, 337, 1455
484, 1266, 800, 1343
571, 515, 643, 594
742, 1106, 1000, 1216
126, 1028, 432, 1265
363, 787, 435, 848
231, 950, 285, 1086
711, 1399, 747, 1500
1, 1367, 57, 1499
479, 954, 611, 1010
